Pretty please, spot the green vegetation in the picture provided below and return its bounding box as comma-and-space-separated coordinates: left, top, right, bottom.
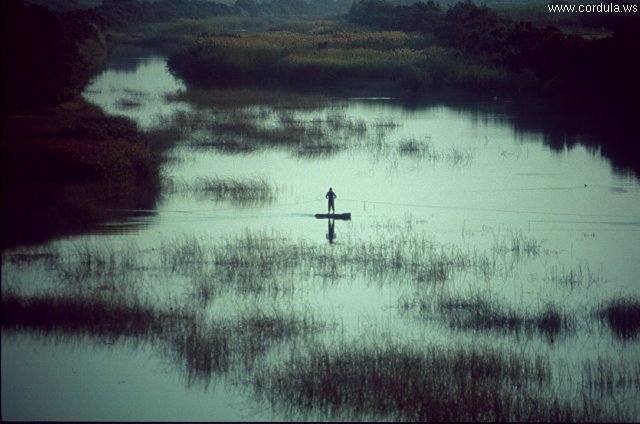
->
163, 176, 276, 204
253, 340, 618, 421
440, 295, 569, 336
161, 0, 639, 173
167, 30, 508, 93
12, 228, 548, 301
1, 0, 107, 112
1, 99, 161, 249
166, 107, 395, 155
1, 289, 322, 388
3, 225, 639, 420
546, 262, 602, 288
346, 0, 640, 168
597, 297, 640, 340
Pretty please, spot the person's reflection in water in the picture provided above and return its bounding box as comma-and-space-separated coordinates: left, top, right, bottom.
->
326, 218, 336, 244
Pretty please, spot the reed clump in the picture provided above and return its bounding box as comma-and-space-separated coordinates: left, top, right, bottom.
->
442, 297, 570, 338
1, 291, 172, 341
396, 137, 474, 165
547, 262, 602, 288
163, 176, 275, 204
582, 357, 640, 393
168, 108, 392, 155
2, 288, 322, 389
252, 341, 614, 421
492, 229, 544, 258
400, 291, 572, 339
597, 297, 640, 340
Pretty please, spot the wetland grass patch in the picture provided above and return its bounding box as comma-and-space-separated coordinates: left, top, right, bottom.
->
10, 228, 549, 305
1, 290, 172, 340
582, 357, 640, 393
167, 31, 504, 93
2, 287, 323, 389
596, 297, 640, 340
168, 108, 396, 155
399, 291, 573, 339
492, 229, 545, 257
252, 341, 618, 421
163, 176, 275, 204
44, 229, 548, 303
397, 137, 474, 165
547, 262, 602, 288
440, 296, 571, 338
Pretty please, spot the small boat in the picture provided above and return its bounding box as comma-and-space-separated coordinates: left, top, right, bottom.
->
314, 212, 351, 220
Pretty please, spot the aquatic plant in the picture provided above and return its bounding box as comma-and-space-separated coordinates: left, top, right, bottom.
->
252, 340, 622, 421
582, 356, 640, 393
163, 176, 276, 204
400, 291, 573, 339
396, 137, 474, 165
2, 288, 323, 389
546, 262, 602, 288
1, 290, 171, 341
492, 229, 545, 258
597, 297, 640, 340
166, 107, 394, 156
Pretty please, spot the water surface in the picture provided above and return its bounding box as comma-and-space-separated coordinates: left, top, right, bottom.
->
3, 47, 639, 421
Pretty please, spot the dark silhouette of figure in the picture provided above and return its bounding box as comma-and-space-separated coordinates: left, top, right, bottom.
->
326, 218, 336, 243
326, 188, 336, 214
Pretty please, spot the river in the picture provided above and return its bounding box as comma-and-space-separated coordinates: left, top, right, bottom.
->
2, 46, 640, 421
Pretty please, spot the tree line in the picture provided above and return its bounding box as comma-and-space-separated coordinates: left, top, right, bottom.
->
349, 0, 640, 138
1, 0, 240, 113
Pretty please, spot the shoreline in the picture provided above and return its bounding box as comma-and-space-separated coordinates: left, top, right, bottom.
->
1, 98, 161, 250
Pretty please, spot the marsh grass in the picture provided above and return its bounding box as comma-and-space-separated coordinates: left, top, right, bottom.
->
168, 108, 395, 156
396, 137, 474, 165
56, 242, 141, 290
146, 230, 548, 305
2, 287, 323, 389
547, 262, 602, 288
440, 296, 571, 338
4, 248, 58, 266
492, 229, 545, 257
1, 290, 170, 341
45, 232, 544, 303
582, 357, 640, 393
19, 228, 546, 304
162, 306, 322, 387
163, 176, 275, 204
167, 31, 505, 92
3, 222, 638, 420
251, 341, 619, 422
399, 291, 572, 339
596, 297, 640, 340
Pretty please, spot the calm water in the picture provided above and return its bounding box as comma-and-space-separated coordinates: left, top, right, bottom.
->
3, 48, 640, 421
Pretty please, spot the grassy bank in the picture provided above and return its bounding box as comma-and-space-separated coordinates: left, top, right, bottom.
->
1, 99, 161, 249
167, 30, 509, 93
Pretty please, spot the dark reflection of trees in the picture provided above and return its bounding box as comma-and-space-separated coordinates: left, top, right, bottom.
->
1, 107, 162, 250
399, 92, 640, 179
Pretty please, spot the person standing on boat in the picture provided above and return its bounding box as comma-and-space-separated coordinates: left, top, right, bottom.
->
326, 188, 336, 214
